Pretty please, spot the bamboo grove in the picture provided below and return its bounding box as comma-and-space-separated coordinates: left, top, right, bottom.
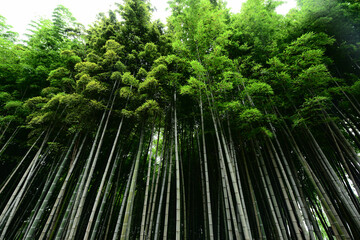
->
1, 0, 360, 239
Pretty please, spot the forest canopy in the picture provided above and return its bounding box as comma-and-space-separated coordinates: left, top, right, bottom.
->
1, 0, 360, 239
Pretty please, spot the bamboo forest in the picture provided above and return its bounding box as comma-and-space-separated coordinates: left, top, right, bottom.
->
1, 0, 360, 239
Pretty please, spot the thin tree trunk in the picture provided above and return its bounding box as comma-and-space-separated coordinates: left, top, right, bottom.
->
66, 82, 117, 239
25, 132, 79, 239
0, 131, 50, 240
219, 149, 233, 240
305, 127, 360, 229
224, 156, 242, 240
68, 93, 116, 239
243, 154, 262, 240
268, 122, 314, 240
256, 140, 288, 240
162, 139, 173, 240
90, 137, 125, 240
0, 127, 19, 157
54, 163, 85, 240
266, 138, 301, 239
282, 124, 350, 239
104, 148, 123, 240
267, 139, 310, 239
197, 130, 209, 240
140, 126, 159, 240
326, 122, 360, 200
208, 106, 251, 240
84, 116, 125, 240
252, 141, 283, 239
112, 161, 135, 240
180, 153, 187, 240
147, 138, 166, 239
120, 128, 145, 240
0, 130, 44, 194
40, 134, 87, 240
173, 91, 181, 240
23, 165, 58, 239
153, 133, 169, 240
199, 97, 214, 240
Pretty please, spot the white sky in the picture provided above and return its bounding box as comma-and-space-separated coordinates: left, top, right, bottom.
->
1, 0, 297, 39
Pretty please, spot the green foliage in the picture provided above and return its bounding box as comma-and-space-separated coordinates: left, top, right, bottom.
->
229, 0, 284, 62
1, 1, 360, 240
239, 108, 263, 123
119, 86, 134, 99
135, 99, 161, 117
40, 87, 61, 98
24, 97, 48, 111
47, 141, 63, 154
293, 96, 331, 126
121, 108, 135, 118
296, 64, 332, 93
122, 72, 139, 87
284, 32, 335, 55
223, 101, 242, 112
104, 39, 124, 54
42, 93, 65, 110
86, 52, 101, 63
76, 74, 93, 92
102, 50, 119, 66
0, 115, 17, 125
48, 67, 71, 80
149, 64, 168, 79
0, 15, 18, 42
301, 96, 330, 112
84, 80, 107, 96
111, 71, 122, 82
60, 50, 82, 68
139, 42, 160, 64
180, 77, 206, 96
0, 92, 12, 103
75, 62, 101, 75
350, 80, 360, 96
138, 77, 158, 93
136, 68, 148, 80
115, 61, 127, 72
27, 111, 55, 127
4, 101, 23, 110
244, 82, 274, 97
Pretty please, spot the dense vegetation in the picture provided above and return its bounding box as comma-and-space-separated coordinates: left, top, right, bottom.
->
1, 0, 360, 239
